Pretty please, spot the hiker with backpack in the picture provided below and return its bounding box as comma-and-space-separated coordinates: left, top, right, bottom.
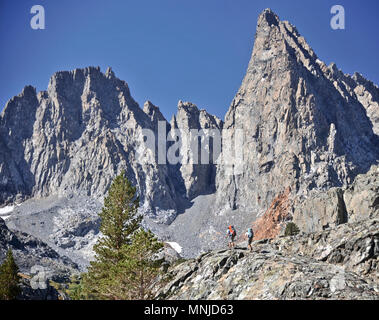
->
245, 227, 254, 252
227, 225, 237, 249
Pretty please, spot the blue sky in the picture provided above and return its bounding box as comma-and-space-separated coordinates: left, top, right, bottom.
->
0, 0, 378, 120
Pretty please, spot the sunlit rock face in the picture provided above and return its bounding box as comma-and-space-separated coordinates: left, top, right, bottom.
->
0, 67, 184, 222
213, 9, 379, 219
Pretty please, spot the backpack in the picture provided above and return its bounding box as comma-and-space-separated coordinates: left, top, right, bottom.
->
228, 225, 236, 237
247, 228, 253, 239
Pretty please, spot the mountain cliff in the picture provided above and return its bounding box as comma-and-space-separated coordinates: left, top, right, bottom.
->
213, 9, 379, 219
1, 66, 182, 215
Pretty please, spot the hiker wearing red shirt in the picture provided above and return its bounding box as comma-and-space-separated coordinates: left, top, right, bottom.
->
227, 225, 237, 248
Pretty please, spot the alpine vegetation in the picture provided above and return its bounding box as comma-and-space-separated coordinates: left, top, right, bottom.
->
71, 172, 164, 300
0, 250, 21, 300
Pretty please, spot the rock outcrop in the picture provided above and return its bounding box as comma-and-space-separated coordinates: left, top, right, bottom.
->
248, 164, 378, 241
273, 218, 379, 283
344, 72, 379, 136
155, 217, 378, 300
170, 101, 223, 200
252, 187, 292, 240
343, 165, 379, 223
292, 164, 378, 233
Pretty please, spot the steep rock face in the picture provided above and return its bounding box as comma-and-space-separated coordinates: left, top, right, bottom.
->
292, 164, 378, 233
252, 187, 292, 240
292, 187, 348, 233
343, 164, 379, 222
251, 164, 378, 239
171, 101, 223, 200
0, 67, 180, 221
345, 72, 379, 136
0, 68, 226, 223
0, 86, 39, 203
214, 9, 379, 217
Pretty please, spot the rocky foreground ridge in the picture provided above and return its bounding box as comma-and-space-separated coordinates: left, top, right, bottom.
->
155, 217, 378, 300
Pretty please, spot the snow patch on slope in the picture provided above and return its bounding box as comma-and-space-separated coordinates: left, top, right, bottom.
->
0, 205, 15, 219
166, 241, 183, 254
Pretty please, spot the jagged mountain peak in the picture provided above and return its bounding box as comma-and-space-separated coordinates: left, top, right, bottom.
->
249, 8, 319, 80
0, 66, 180, 212
48, 66, 99, 87
46, 66, 135, 101
215, 7, 379, 219
0, 65, 227, 225
105, 66, 115, 79
21, 85, 37, 97
177, 100, 199, 113
1, 85, 36, 117
143, 100, 167, 125
143, 100, 160, 114
257, 8, 280, 27
175, 100, 223, 129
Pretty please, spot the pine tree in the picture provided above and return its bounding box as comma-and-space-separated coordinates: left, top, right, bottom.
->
284, 222, 300, 236
106, 229, 163, 299
81, 170, 142, 299
0, 249, 21, 300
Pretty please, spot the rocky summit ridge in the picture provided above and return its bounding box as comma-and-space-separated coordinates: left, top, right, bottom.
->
0, 9, 378, 297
